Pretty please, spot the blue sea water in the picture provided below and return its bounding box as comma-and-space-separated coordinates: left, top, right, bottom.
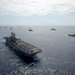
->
0, 26, 75, 75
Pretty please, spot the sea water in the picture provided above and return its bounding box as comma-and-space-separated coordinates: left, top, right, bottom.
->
0, 26, 75, 75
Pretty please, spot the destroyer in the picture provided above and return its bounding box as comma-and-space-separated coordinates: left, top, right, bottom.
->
68, 34, 75, 37
51, 28, 56, 31
4, 32, 42, 57
28, 28, 33, 31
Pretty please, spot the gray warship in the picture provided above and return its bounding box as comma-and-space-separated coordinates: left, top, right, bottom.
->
68, 34, 75, 37
4, 32, 42, 57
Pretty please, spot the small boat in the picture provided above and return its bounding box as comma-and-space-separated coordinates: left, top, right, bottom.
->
10, 27, 12, 29
28, 28, 33, 31
5, 27, 7, 28
19, 27, 21, 28
51, 28, 56, 31
68, 34, 75, 37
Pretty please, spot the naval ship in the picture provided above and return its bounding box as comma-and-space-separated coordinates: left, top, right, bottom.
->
4, 32, 42, 57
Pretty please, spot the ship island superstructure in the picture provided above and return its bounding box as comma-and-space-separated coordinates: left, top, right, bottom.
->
4, 32, 42, 57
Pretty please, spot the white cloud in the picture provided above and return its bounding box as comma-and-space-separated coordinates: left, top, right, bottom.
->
0, 0, 75, 16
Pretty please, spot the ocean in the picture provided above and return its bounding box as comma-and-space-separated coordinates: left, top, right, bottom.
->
0, 26, 75, 75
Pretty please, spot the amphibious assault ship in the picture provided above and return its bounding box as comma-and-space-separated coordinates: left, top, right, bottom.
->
4, 32, 42, 57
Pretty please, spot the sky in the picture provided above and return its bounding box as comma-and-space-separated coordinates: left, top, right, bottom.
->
0, 0, 75, 26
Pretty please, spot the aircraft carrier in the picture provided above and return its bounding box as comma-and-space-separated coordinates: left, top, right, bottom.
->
4, 32, 42, 57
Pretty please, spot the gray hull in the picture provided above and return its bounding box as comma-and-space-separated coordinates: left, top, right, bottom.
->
6, 41, 36, 57
4, 32, 42, 57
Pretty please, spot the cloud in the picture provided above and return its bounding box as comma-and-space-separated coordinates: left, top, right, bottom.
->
0, 0, 75, 16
